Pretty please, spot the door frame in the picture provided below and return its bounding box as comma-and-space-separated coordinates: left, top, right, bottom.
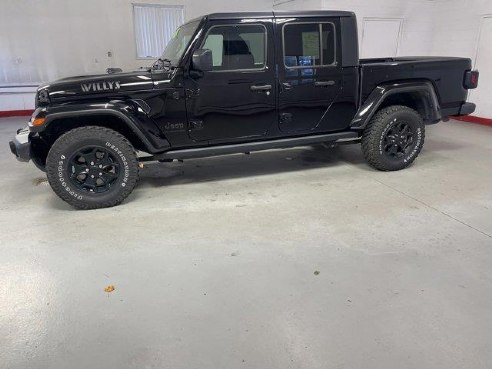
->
183, 18, 278, 143
275, 16, 344, 133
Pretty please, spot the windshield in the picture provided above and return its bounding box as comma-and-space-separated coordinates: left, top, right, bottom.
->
160, 20, 200, 66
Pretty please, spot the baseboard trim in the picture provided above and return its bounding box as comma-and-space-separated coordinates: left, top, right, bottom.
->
0, 110, 34, 118
452, 115, 492, 127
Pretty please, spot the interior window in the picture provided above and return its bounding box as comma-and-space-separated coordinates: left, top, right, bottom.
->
322, 23, 336, 65
239, 31, 266, 68
201, 24, 266, 71
283, 22, 336, 68
203, 34, 224, 67
284, 23, 320, 69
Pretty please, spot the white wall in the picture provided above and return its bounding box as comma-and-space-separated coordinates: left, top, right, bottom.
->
273, 0, 322, 10
274, 0, 435, 55
426, 0, 492, 117
279, 0, 490, 117
321, 0, 436, 56
0, 0, 273, 111
428, 0, 487, 59
0, 0, 274, 85
1, 0, 491, 117
360, 18, 404, 58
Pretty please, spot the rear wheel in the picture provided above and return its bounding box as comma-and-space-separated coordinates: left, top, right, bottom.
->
46, 126, 139, 209
361, 105, 425, 171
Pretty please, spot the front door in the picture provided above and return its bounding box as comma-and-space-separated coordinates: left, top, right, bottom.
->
277, 18, 343, 133
185, 21, 276, 143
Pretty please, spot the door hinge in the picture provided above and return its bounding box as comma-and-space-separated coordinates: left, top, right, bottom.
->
279, 113, 293, 124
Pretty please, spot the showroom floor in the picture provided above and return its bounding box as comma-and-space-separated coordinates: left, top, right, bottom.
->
1, 116, 491, 369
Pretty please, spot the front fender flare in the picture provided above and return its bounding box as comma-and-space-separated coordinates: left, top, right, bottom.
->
351, 81, 441, 130
31, 101, 170, 153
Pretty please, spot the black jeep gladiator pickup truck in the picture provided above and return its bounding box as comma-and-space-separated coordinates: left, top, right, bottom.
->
10, 11, 478, 209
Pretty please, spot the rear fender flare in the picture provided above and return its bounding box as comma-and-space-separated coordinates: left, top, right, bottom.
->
351, 81, 441, 130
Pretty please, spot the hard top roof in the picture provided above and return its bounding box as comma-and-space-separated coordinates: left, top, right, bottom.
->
187, 10, 355, 23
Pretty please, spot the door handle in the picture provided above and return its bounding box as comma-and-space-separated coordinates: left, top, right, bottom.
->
250, 84, 272, 92
315, 80, 336, 87
282, 82, 292, 90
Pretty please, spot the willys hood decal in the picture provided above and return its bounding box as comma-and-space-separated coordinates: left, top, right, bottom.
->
38, 70, 173, 101
81, 80, 121, 92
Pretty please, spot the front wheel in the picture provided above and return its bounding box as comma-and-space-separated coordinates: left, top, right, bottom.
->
46, 126, 139, 209
361, 105, 425, 171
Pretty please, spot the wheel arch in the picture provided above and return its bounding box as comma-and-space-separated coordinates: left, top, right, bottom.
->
351, 81, 441, 130
31, 106, 170, 168
43, 113, 150, 152
45, 125, 140, 210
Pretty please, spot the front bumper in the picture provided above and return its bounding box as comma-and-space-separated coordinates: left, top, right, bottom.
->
9, 127, 31, 162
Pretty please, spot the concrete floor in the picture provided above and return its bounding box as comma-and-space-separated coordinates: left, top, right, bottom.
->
1, 116, 491, 369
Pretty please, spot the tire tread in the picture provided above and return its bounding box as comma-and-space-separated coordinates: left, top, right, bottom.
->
361, 105, 425, 171
46, 126, 139, 210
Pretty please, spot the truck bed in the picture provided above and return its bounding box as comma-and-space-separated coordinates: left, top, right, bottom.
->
359, 56, 472, 117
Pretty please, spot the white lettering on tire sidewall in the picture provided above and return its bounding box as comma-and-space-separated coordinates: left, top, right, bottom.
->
57, 140, 130, 200
57, 154, 83, 200
105, 141, 129, 187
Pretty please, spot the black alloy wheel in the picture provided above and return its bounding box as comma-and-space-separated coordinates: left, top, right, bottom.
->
382, 121, 416, 160
68, 146, 120, 193
361, 105, 425, 171
46, 126, 139, 209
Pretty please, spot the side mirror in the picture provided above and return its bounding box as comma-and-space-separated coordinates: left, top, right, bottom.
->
192, 49, 213, 72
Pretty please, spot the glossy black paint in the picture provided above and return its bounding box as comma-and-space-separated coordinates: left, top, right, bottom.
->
184, 19, 277, 143
351, 81, 441, 129
33, 101, 170, 153
21, 10, 476, 161
277, 17, 343, 133
358, 56, 473, 113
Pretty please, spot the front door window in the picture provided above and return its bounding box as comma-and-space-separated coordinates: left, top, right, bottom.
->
201, 24, 266, 71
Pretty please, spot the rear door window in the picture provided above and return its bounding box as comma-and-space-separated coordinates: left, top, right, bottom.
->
283, 22, 336, 69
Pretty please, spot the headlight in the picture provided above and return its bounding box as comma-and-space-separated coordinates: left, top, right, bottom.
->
36, 89, 50, 107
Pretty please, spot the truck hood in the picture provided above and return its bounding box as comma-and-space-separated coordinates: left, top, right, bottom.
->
38, 70, 172, 101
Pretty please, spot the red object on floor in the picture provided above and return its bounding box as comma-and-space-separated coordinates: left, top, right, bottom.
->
452, 115, 492, 127
0, 110, 34, 118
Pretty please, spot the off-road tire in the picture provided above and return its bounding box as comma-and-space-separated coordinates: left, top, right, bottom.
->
46, 126, 139, 209
361, 105, 425, 171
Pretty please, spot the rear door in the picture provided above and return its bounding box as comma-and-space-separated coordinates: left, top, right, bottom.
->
276, 18, 343, 133
185, 20, 276, 143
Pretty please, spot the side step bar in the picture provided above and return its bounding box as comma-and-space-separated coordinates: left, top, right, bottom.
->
154, 131, 359, 161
